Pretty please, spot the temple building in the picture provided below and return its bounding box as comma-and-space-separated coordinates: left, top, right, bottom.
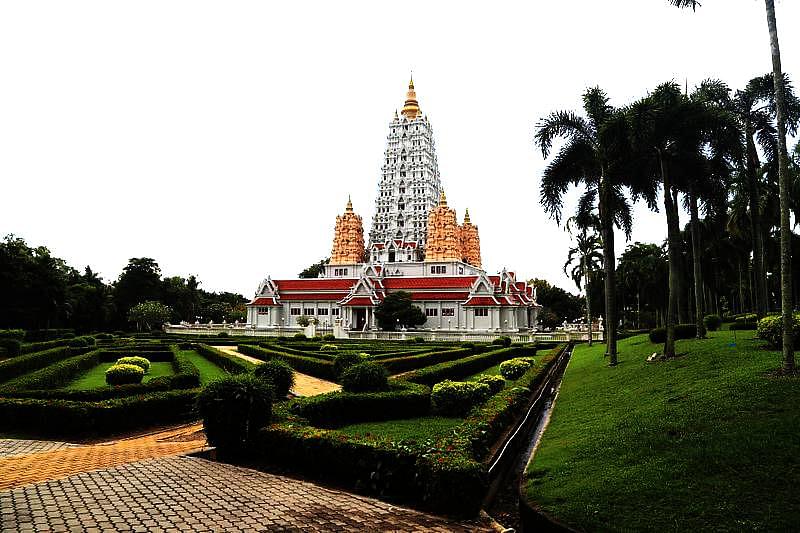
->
246, 78, 540, 333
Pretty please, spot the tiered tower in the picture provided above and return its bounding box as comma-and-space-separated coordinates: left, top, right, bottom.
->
425, 191, 462, 262
368, 77, 442, 257
330, 197, 365, 264
460, 209, 482, 268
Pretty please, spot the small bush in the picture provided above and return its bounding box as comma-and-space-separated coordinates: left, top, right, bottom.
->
492, 336, 512, 347
105, 363, 145, 385
319, 344, 338, 352
116, 356, 151, 374
703, 314, 722, 332
323, 334, 336, 341
756, 314, 800, 349
341, 362, 389, 393
67, 336, 96, 349
431, 380, 491, 416
0, 339, 22, 357
296, 316, 311, 327
217, 331, 230, 338
412, 336, 425, 343
254, 359, 295, 398
294, 333, 307, 340
499, 358, 531, 380
476, 375, 505, 395
333, 352, 364, 377
0, 329, 25, 340
196, 374, 273, 454
648, 324, 697, 343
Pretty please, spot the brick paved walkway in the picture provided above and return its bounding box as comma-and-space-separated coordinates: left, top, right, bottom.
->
0, 456, 491, 532
213, 346, 341, 396
0, 424, 205, 491
0, 439, 77, 458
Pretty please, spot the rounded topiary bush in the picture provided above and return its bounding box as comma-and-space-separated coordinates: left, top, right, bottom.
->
341, 362, 389, 393
105, 363, 145, 385
323, 334, 336, 341
333, 352, 364, 377
476, 374, 505, 395
319, 344, 338, 352
196, 374, 273, 454
499, 358, 532, 380
217, 331, 229, 338
756, 314, 800, 349
648, 324, 697, 344
116, 356, 151, 374
412, 336, 425, 343
492, 336, 512, 347
253, 359, 295, 398
293, 333, 307, 340
703, 314, 722, 332
431, 380, 491, 416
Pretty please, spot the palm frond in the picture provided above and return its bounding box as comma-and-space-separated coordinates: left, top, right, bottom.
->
534, 111, 593, 158
668, 0, 700, 10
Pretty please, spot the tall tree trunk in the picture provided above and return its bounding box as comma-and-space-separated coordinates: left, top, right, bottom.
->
689, 192, 706, 338
599, 176, 618, 364
745, 129, 768, 318
738, 260, 745, 315
584, 252, 592, 346
765, 0, 795, 372
661, 154, 680, 358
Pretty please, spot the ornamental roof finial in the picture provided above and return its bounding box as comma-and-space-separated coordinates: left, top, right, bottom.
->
439, 189, 447, 206
401, 73, 421, 119
464, 208, 471, 224
346, 195, 353, 212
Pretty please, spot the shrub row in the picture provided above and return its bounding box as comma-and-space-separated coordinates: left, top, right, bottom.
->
431, 380, 491, 416
290, 381, 430, 428
462, 344, 565, 460
0, 390, 198, 436
20, 338, 72, 355
0, 346, 77, 384
170, 350, 202, 389
0, 329, 25, 340
0, 350, 101, 390
401, 347, 522, 386
729, 321, 757, 331
0, 339, 21, 357
756, 314, 800, 349
239, 344, 335, 381
194, 344, 254, 374
378, 347, 474, 374
648, 324, 698, 343
23, 329, 75, 342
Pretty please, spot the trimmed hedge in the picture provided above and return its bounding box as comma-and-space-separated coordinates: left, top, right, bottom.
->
0, 346, 76, 384
378, 347, 473, 374
239, 344, 335, 381
476, 374, 505, 395
253, 359, 295, 398
0, 339, 22, 357
105, 364, 145, 385
499, 358, 532, 380
195, 344, 254, 374
116, 356, 151, 373
23, 329, 75, 342
0, 390, 198, 436
402, 347, 521, 386
290, 381, 430, 428
648, 324, 697, 343
170, 350, 202, 389
341, 362, 389, 393
20, 338, 71, 355
0, 329, 25, 340
0, 350, 101, 391
431, 380, 490, 416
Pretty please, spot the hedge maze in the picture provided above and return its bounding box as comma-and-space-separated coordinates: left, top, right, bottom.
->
0, 328, 564, 517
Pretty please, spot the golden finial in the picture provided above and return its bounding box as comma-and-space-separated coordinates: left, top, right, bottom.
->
439, 189, 447, 206
401, 74, 421, 119
346, 195, 353, 212
464, 208, 471, 224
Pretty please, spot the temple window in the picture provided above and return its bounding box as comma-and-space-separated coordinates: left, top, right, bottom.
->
304, 308, 315, 315
475, 308, 489, 317
442, 308, 455, 317
331, 308, 340, 316
257, 307, 269, 315
317, 308, 329, 316
430, 265, 446, 274
290, 308, 301, 316
425, 308, 438, 317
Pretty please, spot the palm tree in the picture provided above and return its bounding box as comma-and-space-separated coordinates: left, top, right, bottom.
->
535, 87, 655, 365
564, 215, 603, 346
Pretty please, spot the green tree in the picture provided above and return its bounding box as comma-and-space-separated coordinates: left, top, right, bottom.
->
617, 243, 669, 330
127, 301, 172, 331
564, 216, 603, 345
114, 258, 162, 323
529, 279, 585, 329
535, 87, 656, 364
299, 258, 329, 279
374, 292, 426, 331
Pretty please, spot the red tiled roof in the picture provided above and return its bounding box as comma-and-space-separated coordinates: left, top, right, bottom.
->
341, 297, 377, 306
383, 276, 477, 289
279, 292, 348, 301
275, 279, 355, 290
250, 297, 279, 306
462, 296, 500, 306
410, 292, 470, 301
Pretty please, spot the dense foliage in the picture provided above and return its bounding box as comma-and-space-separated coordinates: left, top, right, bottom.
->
253, 359, 295, 398
340, 362, 389, 392
105, 363, 145, 385
431, 380, 490, 416
374, 292, 426, 331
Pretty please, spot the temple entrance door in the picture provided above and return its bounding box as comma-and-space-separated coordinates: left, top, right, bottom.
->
354, 308, 367, 330
388, 251, 396, 262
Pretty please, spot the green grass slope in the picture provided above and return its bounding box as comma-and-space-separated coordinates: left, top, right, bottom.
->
525, 331, 799, 531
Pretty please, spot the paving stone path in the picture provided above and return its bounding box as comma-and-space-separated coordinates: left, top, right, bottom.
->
0, 439, 77, 458
212, 346, 341, 396
0, 456, 491, 532
0, 424, 205, 491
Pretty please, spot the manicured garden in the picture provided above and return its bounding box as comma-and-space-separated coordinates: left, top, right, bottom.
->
524, 330, 800, 531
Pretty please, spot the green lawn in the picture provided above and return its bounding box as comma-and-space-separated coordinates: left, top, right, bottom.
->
525, 331, 800, 531
334, 416, 463, 442
176, 349, 228, 384
63, 362, 176, 390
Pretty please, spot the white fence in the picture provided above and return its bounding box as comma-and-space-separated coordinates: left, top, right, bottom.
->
164, 324, 603, 343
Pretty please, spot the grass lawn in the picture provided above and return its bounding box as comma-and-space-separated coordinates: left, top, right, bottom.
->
524, 331, 800, 531
63, 362, 175, 390
334, 416, 463, 442
176, 349, 228, 384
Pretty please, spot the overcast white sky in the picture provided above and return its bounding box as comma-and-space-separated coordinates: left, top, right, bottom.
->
1, 1, 798, 297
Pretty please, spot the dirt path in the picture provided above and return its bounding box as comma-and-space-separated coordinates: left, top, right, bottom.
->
211, 345, 341, 396
0, 423, 205, 491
